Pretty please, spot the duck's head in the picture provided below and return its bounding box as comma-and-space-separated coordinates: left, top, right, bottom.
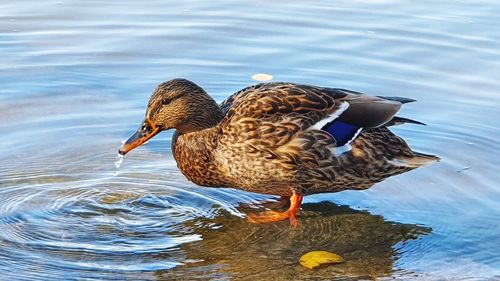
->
118, 78, 223, 155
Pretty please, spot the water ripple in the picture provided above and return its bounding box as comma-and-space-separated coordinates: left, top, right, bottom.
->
1, 0, 500, 279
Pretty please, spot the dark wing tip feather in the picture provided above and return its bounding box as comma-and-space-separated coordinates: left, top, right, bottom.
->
386, 116, 427, 126
377, 96, 417, 104
338, 99, 402, 128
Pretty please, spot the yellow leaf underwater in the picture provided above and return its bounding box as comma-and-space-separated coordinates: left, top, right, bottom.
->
299, 251, 345, 269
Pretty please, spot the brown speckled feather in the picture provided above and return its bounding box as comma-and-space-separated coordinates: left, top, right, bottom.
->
160, 81, 437, 197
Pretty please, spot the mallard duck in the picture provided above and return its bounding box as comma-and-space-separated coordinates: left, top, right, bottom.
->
119, 78, 438, 226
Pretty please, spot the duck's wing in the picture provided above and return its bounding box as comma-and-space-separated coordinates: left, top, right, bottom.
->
217, 83, 407, 168
219, 83, 403, 134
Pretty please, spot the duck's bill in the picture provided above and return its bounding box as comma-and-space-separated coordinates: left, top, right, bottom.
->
118, 118, 160, 155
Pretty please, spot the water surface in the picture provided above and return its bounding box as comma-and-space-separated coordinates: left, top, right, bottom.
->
1, 0, 499, 280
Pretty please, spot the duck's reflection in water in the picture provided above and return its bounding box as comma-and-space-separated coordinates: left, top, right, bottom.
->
156, 202, 430, 281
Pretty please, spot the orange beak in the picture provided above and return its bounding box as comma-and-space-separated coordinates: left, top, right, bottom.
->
118, 118, 160, 155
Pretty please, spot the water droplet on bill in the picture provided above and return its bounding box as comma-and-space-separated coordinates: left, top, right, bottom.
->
115, 153, 124, 168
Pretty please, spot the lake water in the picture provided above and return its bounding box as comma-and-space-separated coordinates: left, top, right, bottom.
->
1, 0, 499, 280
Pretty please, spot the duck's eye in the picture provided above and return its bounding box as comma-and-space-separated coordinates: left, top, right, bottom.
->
161, 98, 171, 105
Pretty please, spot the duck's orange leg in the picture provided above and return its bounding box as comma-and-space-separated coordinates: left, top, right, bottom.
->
247, 192, 303, 227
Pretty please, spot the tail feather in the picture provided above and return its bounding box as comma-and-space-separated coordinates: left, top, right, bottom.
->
397, 152, 440, 168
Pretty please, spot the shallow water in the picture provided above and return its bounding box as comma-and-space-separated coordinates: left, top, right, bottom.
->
1, 0, 499, 280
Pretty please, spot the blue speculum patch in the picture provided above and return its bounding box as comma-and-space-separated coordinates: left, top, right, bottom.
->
322, 120, 360, 146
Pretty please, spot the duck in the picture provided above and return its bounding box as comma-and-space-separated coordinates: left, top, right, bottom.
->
118, 78, 438, 226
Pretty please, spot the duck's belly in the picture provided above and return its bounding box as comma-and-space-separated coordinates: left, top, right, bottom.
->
179, 161, 293, 196
235, 182, 293, 197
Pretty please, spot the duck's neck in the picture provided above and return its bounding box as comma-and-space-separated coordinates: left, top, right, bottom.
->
171, 97, 227, 187
176, 96, 224, 134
